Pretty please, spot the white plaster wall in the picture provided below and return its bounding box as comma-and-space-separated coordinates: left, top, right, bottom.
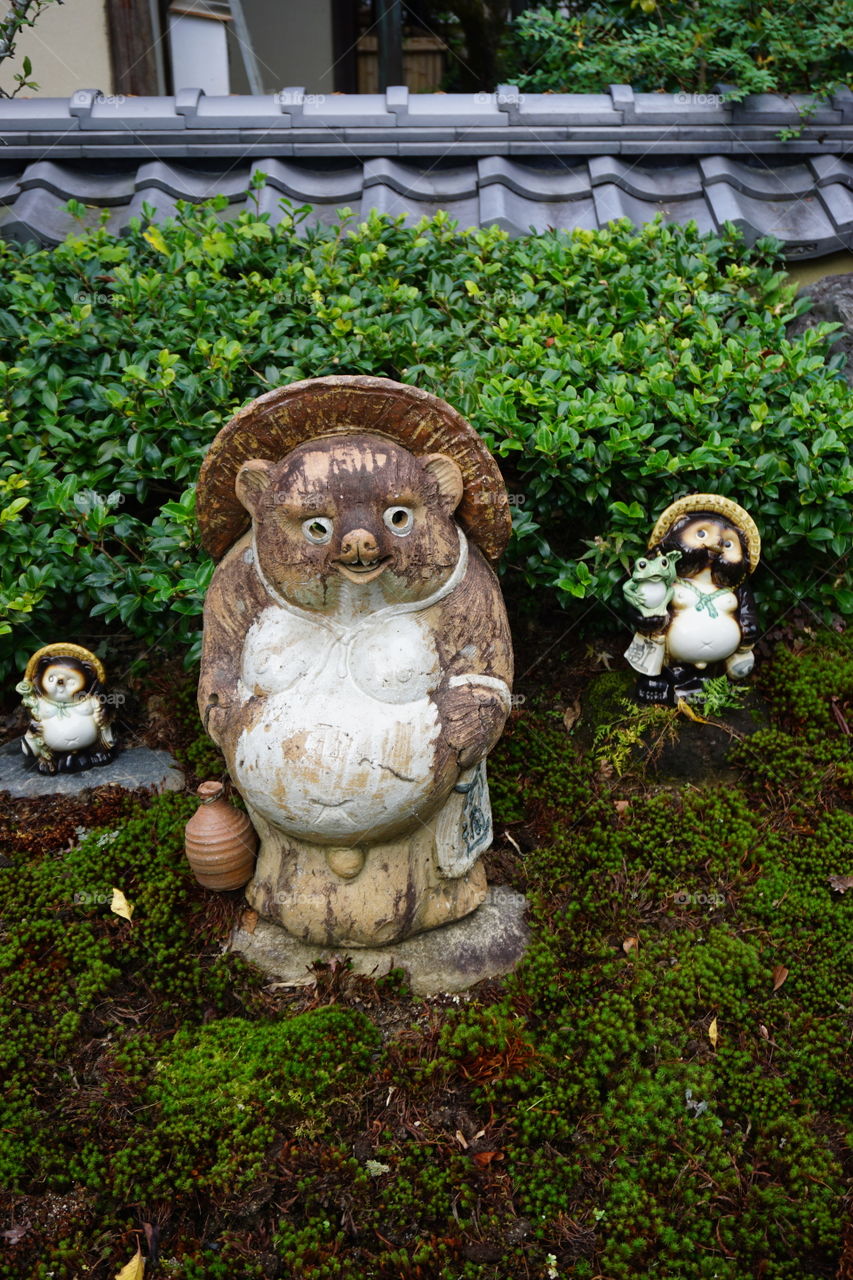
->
0, 0, 113, 97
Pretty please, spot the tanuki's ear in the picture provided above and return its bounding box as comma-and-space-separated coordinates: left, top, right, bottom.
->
421, 453, 464, 514
235, 459, 273, 515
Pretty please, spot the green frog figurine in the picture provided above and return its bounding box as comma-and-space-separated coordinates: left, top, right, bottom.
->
623, 551, 680, 617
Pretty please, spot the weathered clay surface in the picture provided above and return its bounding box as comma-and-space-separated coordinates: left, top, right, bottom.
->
197, 381, 514, 948
185, 781, 258, 890
0, 739, 183, 797
196, 376, 512, 563
229, 885, 530, 995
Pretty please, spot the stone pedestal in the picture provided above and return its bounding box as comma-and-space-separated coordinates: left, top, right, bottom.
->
228, 885, 529, 995
0, 738, 183, 797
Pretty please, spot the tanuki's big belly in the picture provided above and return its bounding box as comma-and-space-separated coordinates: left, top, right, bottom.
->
233, 686, 447, 844
666, 609, 741, 665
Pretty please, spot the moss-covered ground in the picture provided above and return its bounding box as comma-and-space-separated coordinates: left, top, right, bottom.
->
0, 627, 850, 1279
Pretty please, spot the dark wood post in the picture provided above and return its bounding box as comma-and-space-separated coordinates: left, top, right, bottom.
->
376, 0, 403, 88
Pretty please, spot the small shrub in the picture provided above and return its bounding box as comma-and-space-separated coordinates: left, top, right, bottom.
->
508, 1, 853, 103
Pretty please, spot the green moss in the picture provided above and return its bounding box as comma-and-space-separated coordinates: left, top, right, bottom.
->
111, 1006, 382, 1200
0, 633, 849, 1279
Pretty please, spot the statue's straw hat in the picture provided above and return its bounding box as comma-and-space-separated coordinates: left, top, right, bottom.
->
649, 493, 761, 571
24, 643, 106, 685
195, 376, 511, 563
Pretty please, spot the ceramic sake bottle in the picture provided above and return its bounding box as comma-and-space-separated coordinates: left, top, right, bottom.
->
184, 781, 258, 890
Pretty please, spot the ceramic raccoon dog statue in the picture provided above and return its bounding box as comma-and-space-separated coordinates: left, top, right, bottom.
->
197, 379, 514, 948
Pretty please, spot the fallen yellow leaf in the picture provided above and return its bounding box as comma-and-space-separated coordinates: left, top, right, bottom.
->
115, 1244, 145, 1280
676, 698, 708, 724
708, 1016, 719, 1048
111, 888, 134, 922
622, 936, 639, 955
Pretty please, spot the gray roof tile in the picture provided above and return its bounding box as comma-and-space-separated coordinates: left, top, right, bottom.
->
705, 183, 842, 254
832, 89, 853, 123
0, 97, 75, 130
121, 189, 182, 230
730, 93, 841, 126
809, 155, 853, 188
256, 159, 364, 203
296, 94, 395, 129
816, 182, 853, 235
0, 186, 102, 243
362, 183, 479, 227
16, 158, 135, 203
477, 157, 591, 200
190, 94, 289, 127
629, 93, 732, 126
589, 157, 703, 199
592, 183, 717, 235
133, 160, 248, 201
363, 159, 478, 200
497, 87, 620, 126
82, 95, 185, 130
479, 183, 598, 235
391, 94, 505, 127
700, 156, 815, 197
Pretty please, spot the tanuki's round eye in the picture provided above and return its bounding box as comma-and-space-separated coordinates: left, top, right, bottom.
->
723, 540, 733, 549
697, 529, 707, 538
383, 506, 414, 536
302, 516, 333, 545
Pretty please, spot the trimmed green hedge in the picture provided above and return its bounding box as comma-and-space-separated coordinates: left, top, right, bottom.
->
0, 195, 850, 679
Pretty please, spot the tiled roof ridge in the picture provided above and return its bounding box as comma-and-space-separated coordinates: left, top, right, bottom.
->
3, 154, 853, 258
1, 85, 852, 161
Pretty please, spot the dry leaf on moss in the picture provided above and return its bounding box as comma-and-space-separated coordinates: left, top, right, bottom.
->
563, 700, 582, 732
473, 1150, 503, 1167
676, 698, 708, 724
708, 1016, 719, 1048
772, 964, 789, 992
115, 1245, 144, 1280
110, 888, 134, 922
829, 874, 853, 893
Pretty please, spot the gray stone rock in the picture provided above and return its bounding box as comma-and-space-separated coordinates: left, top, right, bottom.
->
0, 738, 184, 797
788, 272, 853, 385
228, 885, 530, 995
650, 692, 771, 784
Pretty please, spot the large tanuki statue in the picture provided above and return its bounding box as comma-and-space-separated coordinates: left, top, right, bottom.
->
196, 377, 513, 947
623, 494, 760, 705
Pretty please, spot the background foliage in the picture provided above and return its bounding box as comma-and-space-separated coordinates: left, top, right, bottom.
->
507, 0, 853, 104
0, 194, 850, 679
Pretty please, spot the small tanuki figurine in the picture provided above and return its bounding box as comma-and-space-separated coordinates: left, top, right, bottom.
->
196, 376, 514, 948
623, 494, 760, 705
16, 644, 116, 774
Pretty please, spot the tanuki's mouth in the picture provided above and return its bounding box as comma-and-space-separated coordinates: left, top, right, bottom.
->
334, 557, 390, 584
